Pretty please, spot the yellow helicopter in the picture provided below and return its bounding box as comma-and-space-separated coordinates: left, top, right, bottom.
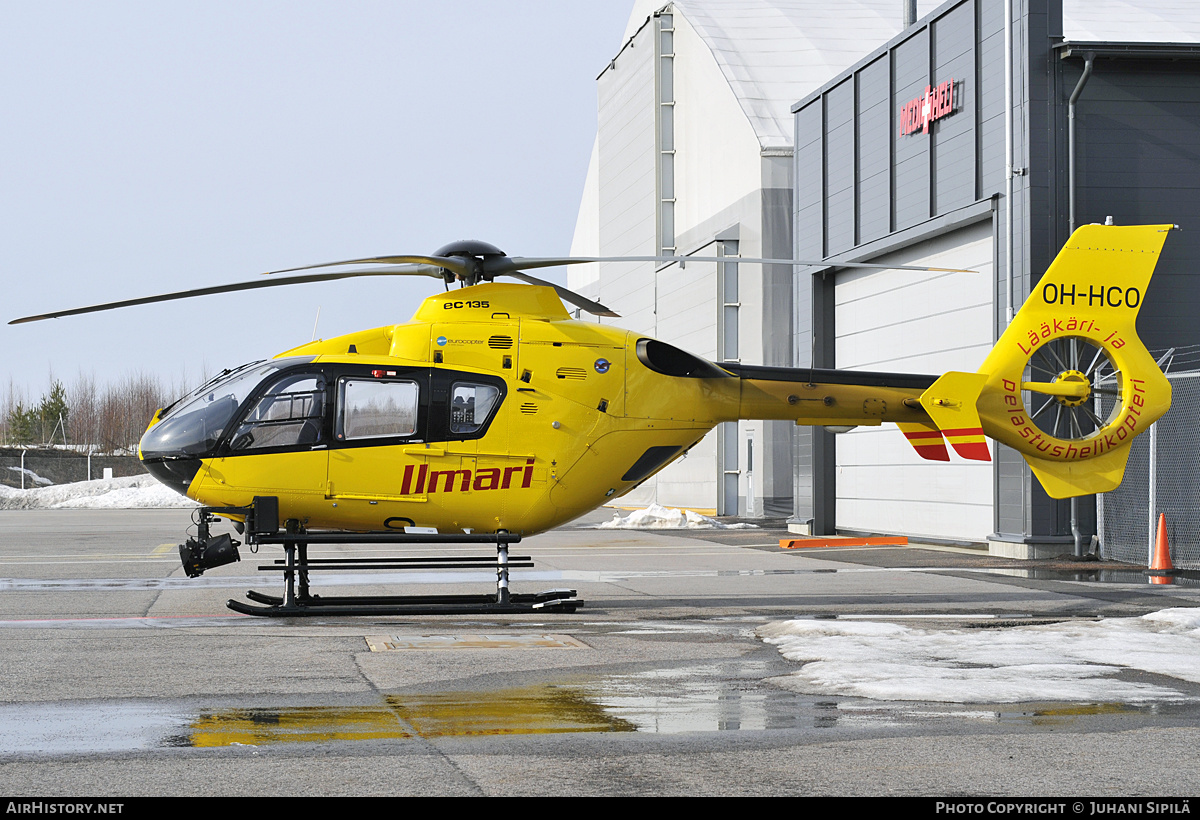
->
10, 223, 1173, 615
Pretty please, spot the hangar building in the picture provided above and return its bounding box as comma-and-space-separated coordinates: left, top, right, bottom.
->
570, 0, 938, 517
572, 0, 1200, 556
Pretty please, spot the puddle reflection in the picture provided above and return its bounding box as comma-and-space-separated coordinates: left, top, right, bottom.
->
0, 680, 1173, 755
186, 705, 412, 747
387, 686, 635, 737
981, 567, 1200, 586
581, 662, 804, 733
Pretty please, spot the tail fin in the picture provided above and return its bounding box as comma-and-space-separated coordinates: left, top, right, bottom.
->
897, 422, 950, 461
919, 371, 991, 461
964, 223, 1173, 498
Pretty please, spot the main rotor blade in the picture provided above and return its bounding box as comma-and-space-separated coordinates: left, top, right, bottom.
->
9, 264, 442, 324
267, 254, 473, 279
499, 272, 620, 317
269, 252, 974, 281
491, 255, 975, 274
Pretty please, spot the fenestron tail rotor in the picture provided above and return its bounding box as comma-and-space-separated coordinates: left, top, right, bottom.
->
967, 223, 1175, 498
1020, 335, 1121, 441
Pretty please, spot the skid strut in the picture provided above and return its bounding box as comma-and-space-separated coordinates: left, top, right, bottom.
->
184, 497, 580, 616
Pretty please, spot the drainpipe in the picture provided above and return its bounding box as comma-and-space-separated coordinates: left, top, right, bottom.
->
1067, 53, 1095, 235
1067, 53, 1094, 558
1004, 0, 1014, 325
1071, 490, 1084, 557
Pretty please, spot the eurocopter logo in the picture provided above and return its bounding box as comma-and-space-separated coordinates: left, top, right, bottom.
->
899, 78, 957, 136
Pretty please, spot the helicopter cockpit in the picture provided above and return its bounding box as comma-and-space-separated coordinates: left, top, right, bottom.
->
140, 358, 313, 458
139, 355, 507, 496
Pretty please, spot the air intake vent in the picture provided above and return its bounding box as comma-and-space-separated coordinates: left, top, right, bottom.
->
636, 338, 730, 379
488, 335, 514, 349
556, 367, 587, 380
520, 403, 539, 415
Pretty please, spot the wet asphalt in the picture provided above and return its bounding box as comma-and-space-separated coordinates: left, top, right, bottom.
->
1, 508, 1199, 797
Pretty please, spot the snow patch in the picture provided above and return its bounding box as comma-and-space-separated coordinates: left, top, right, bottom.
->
759, 609, 1200, 703
595, 504, 758, 530
0, 475, 197, 510
5, 467, 53, 486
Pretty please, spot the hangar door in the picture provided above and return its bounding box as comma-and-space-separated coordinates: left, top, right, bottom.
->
833, 221, 994, 542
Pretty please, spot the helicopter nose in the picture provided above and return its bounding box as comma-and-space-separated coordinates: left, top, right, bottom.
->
141, 456, 201, 498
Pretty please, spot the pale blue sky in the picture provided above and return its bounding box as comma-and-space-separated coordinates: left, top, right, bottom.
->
1, 1, 631, 396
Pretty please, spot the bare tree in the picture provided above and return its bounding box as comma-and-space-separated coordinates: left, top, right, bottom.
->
67, 372, 99, 452
94, 372, 170, 453
2, 379, 30, 447
8, 370, 194, 454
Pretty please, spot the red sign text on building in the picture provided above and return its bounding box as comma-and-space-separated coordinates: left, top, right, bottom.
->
899, 78, 957, 136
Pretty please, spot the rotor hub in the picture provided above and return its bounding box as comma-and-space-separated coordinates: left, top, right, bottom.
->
433, 240, 508, 286
1052, 369, 1091, 407
433, 240, 506, 258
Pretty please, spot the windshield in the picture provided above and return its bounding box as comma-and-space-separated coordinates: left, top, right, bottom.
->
140, 358, 314, 458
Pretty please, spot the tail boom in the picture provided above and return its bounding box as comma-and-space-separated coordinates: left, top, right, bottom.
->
721, 364, 935, 427
703, 224, 1171, 499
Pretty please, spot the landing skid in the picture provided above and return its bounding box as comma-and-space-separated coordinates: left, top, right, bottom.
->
181, 497, 581, 617
228, 589, 581, 617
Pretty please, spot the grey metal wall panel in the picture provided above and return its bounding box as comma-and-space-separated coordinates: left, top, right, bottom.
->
792, 102, 822, 526
932, 2, 974, 68
932, 2, 977, 213
792, 103, 818, 524
824, 80, 856, 255
978, 0, 1006, 197
791, 0, 1200, 546
994, 445, 1027, 537
762, 182, 796, 515
792, 425, 814, 521
795, 101, 823, 260
892, 30, 932, 229
1024, 0, 1059, 280
1015, 0, 1073, 546
793, 0, 992, 262
762, 185, 795, 368
1070, 65, 1200, 355
856, 57, 891, 244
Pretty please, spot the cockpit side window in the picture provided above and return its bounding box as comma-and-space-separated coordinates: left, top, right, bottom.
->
229, 373, 326, 452
449, 382, 500, 434
337, 379, 420, 441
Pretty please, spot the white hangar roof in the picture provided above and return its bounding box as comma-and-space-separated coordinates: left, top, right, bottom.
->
620, 0, 938, 151
614, 0, 1200, 152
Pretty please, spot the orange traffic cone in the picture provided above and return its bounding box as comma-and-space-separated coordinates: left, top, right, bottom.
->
1147, 513, 1178, 582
